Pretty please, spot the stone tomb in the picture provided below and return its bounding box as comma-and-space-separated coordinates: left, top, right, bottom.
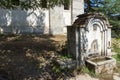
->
67, 13, 116, 74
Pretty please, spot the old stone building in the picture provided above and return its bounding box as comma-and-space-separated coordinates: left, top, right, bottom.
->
0, 0, 84, 35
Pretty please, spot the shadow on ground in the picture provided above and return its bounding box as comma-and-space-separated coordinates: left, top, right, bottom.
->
0, 34, 69, 80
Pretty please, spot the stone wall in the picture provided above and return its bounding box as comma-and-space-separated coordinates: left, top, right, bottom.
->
0, 0, 84, 35
49, 6, 71, 35
72, 0, 84, 22
0, 8, 49, 34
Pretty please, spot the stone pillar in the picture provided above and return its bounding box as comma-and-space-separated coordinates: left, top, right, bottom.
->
67, 26, 77, 58
75, 27, 79, 68
107, 28, 112, 55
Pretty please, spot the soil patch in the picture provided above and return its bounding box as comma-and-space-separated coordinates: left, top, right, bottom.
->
0, 34, 70, 80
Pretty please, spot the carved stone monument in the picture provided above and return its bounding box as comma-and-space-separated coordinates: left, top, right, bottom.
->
67, 13, 116, 74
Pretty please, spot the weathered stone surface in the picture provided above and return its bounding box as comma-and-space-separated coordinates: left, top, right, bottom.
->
56, 59, 76, 69
67, 74, 99, 80
86, 57, 116, 74
0, 0, 84, 35
113, 73, 120, 80
67, 13, 114, 71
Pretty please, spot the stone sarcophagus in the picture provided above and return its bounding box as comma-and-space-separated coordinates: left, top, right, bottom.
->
67, 13, 116, 73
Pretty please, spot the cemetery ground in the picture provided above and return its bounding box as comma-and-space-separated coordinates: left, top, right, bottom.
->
0, 34, 120, 80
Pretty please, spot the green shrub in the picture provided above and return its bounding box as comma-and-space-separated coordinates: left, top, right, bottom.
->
112, 38, 120, 62
81, 66, 96, 77
13, 35, 22, 41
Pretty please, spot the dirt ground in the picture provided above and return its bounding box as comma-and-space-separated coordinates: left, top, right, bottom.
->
0, 34, 120, 80
0, 34, 70, 80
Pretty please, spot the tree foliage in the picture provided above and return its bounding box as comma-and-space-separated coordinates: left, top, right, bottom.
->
85, 0, 120, 15
85, 0, 120, 37
0, 0, 71, 10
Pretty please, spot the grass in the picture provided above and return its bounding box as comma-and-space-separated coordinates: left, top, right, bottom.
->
112, 38, 120, 80
113, 54, 120, 62
112, 38, 120, 62
13, 35, 22, 41
52, 62, 62, 74
81, 66, 96, 77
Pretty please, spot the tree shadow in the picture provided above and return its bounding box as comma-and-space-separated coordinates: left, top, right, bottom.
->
0, 35, 66, 80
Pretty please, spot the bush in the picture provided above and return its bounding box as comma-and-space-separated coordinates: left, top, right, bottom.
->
110, 20, 120, 38
112, 38, 120, 62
